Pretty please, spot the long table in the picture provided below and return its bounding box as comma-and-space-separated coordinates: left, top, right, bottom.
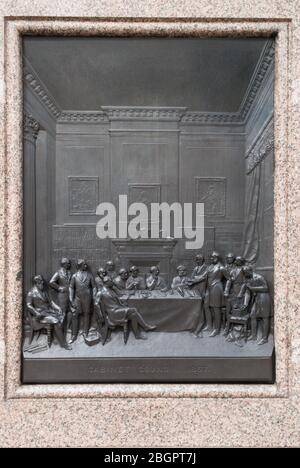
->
123, 291, 202, 332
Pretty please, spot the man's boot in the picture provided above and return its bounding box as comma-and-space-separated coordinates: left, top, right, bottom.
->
68, 315, 79, 344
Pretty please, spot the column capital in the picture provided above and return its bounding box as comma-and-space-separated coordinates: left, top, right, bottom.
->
24, 114, 40, 141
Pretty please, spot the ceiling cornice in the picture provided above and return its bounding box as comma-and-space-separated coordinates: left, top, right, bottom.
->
23, 40, 274, 125
58, 111, 108, 123
237, 39, 275, 123
23, 58, 61, 119
181, 111, 241, 125
102, 106, 187, 121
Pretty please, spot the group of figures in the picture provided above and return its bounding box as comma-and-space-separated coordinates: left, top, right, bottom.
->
25, 252, 272, 349
26, 259, 157, 349
182, 252, 273, 345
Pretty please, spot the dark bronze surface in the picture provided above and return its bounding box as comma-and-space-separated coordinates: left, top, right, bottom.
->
22, 37, 275, 383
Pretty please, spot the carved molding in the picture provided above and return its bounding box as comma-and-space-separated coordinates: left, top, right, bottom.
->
181, 112, 241, 124
58, 111, 108, 123
23, 114, 40, 140
102, 106, 187, 121
239, 40, 275, 122
23, 59, 61, 119
246, 118, 274, 174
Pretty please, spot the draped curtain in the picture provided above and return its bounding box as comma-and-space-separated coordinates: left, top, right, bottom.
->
242, 117, 273, 263
242, 161, 261, 264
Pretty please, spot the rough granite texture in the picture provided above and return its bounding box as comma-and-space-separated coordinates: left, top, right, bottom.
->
0, 1, 299, 447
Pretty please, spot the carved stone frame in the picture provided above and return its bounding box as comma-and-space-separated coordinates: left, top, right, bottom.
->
2, 19, 290, 400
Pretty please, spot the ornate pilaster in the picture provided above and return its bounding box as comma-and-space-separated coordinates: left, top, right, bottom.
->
23, 114, 40, 293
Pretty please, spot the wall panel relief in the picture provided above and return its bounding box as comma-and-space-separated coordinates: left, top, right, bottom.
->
55, 140, 109, 225
194, 177, 226, 217
68, 176, 99, 215
128, 183, 161, 207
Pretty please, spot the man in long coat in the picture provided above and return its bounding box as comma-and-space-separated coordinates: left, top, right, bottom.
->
222, 252, 236, 336
204, 251, 225, 336
188, 254, 207, 336
69, 259, 96, 342
243, 266, 272, 345
49, 257, 72, 333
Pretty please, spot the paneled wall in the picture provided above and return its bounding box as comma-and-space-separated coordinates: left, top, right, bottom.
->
54, 118, 110, 273
24, 103, 273, 284
178, 123, 245, 270
53, 109, 246, 278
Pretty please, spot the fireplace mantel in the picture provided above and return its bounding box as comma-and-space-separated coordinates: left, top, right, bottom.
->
112, 238, 177, 279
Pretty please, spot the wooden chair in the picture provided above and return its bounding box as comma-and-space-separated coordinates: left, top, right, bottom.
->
228, 306, 250, 342
26, 309, 54, 347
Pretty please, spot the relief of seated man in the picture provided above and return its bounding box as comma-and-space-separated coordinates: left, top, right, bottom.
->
113, 268, 129, 291
98, 276, 156, 339
126, 265, 146, 290
95, 267, 107, 292
105, 260, 117, 280
26, 275, 71, 349
171, 265, 194, 297
146, 266, 168, 292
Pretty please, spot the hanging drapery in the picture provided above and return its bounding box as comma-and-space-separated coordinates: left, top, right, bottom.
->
242, 164, 261, 263
242, 117, 274, 263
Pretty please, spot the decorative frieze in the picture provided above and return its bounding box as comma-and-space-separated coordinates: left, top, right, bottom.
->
102, 106, 187, 121
58, 111, 108, 123
181, 112, 241, 124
